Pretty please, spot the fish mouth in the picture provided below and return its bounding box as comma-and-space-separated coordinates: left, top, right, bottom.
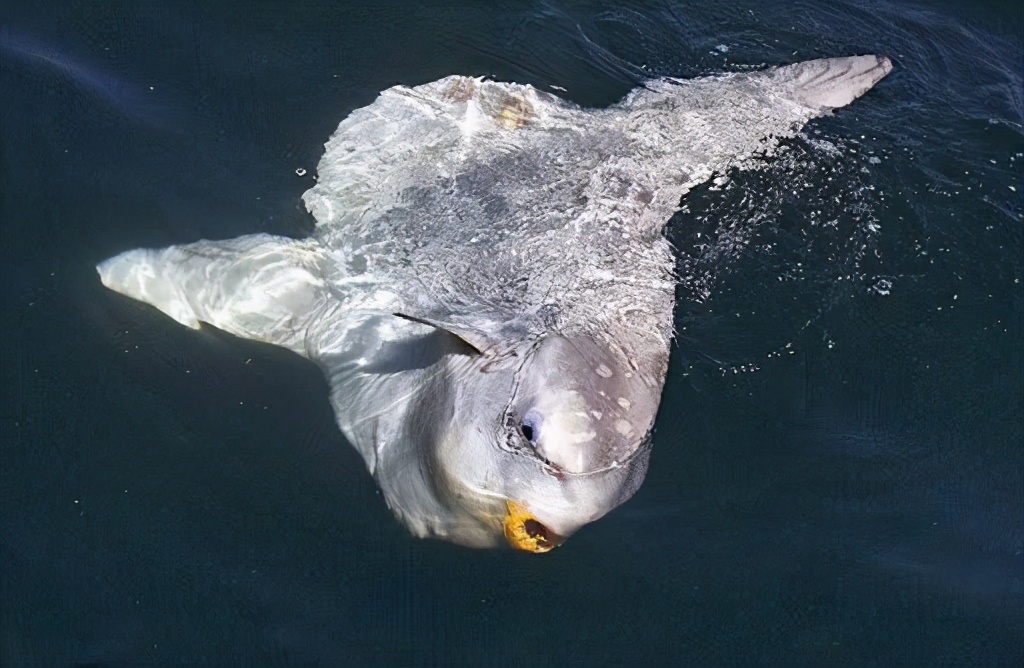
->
503, 501, 563, 553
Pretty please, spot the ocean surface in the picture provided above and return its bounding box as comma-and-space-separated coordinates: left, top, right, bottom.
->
1, 1, 1021, 665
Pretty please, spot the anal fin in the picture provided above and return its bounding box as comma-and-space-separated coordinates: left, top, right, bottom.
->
97, 233, 329, 357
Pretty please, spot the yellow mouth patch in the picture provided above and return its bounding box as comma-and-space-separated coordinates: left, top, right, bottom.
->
503, 501, 561, 553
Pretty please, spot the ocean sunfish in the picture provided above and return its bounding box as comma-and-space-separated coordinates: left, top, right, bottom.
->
98, 56, 891, 552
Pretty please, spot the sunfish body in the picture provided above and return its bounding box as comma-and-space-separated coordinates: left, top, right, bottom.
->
99, 56, 891, 551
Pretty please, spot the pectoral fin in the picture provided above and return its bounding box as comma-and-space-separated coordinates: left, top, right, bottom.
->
391, 310, 536, 362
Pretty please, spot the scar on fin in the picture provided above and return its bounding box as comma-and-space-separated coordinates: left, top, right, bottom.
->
443, 77, 478, 103
442, 79, 535, 129
496, 93, 534, 128
475, 89, 535, 129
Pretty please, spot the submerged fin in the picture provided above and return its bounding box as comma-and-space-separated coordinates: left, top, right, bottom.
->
97, 233, 329, 356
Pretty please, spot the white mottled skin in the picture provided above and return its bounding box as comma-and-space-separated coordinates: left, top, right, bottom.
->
98, 56, 891, 548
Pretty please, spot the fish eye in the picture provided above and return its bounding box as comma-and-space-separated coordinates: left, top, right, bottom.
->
519, 410, 542, 445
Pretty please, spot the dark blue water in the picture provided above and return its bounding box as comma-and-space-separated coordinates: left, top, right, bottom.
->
2, 1, 1021, 665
